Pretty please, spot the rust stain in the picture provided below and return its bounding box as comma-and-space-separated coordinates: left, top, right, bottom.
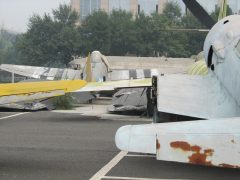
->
191, 145, 201, 152
170, 141, 214, 166
156, 139, 160, 150
170, 141, 192, 151
219, 163, 240, 169
204, 149, 214, 156
170, 141, 201, 152
189, 153, 212, 166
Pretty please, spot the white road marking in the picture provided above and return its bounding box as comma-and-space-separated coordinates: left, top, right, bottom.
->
90, 151, 128, 180
125, 154, 155, 158
102, 176, 172, 180
0, 112, 30, 120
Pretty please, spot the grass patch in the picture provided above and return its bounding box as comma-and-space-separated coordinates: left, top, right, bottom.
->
52, 94, 74, 110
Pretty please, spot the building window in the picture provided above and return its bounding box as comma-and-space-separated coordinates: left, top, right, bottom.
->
80, 0, 101, 21
109, 0, 130, 12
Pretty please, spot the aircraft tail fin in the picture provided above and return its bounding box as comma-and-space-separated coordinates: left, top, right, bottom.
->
218, 0, 228, 20
85, 52, 92, 82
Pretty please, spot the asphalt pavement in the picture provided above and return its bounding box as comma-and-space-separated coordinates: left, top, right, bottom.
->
0, 110, 239, 180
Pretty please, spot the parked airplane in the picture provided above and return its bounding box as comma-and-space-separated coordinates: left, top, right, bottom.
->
0, 50, 195, 111
115, 0, 240, 168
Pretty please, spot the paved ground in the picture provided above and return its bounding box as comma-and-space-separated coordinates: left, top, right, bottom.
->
0, 110, 239, 180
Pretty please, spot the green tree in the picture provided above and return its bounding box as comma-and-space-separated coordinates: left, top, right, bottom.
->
109, 10, 137, 55
135, 13, 155, 56
211, 5, 233, 21
159, 2, 189, 57
16, 4, 81, 66
181, 13, 207, 56
53, 4, 79, 27
80, 11, 110, 55
0, 28, 19, 64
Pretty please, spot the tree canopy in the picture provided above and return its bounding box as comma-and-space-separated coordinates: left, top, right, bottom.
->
2, 2, 224, 66
0, 28, 19, 64
16, 4, 81, 66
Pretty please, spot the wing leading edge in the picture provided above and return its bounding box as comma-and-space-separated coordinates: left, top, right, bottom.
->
0, 80, 86, 105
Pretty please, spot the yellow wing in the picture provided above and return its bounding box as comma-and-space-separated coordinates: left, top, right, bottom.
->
0, 80, 86, 105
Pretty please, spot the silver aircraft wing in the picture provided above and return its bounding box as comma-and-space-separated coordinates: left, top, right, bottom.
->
0, 64, 81, 80
156, 73, 240, 119
75, 78, 152, 92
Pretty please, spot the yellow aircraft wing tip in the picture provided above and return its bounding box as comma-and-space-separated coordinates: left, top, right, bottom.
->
0, 80, 87, 96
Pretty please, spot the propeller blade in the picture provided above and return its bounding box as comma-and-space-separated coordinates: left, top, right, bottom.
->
182, 0, 216, 29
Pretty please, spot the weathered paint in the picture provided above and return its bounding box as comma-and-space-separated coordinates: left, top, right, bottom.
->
115, 13, 240, 170
115, 118, 240, 168
0, 90, 64, 105
170, 141, 213, 166
156, 139, 161, 150
187, 60, 208, 75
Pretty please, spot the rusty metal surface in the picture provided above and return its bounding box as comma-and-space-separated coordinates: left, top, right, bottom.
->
115, 14, 240, 170
156, 119, 240, 168
115, 118, 240, 168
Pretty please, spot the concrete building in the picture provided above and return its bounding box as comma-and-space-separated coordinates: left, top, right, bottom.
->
71, 0, 240, 23
71, 0, 166, 22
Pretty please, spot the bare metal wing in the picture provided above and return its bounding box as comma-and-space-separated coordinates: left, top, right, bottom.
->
75, 78, 152, 92
0, 64, 81, 80
156, 74, 240, 119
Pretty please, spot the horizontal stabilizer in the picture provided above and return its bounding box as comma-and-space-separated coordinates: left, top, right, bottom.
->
115, 118, 240, 168
157, 74, 240, 119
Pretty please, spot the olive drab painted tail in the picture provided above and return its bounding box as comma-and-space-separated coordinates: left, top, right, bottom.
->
85, 52, 92, 82
218, 0, 228, 21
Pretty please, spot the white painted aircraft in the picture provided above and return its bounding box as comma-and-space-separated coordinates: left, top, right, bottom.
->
115, 0, 240, 168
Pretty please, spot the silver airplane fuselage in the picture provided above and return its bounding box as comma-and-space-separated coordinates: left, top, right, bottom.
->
115, 15, 240, 168
204, 15, 240, 105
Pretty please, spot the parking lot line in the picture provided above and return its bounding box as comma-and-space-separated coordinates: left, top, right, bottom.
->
90, 151, 128, 180
0, 112, 30, 120
102, 175, 170, 180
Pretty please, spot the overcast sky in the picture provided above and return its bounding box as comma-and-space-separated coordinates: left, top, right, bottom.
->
0, 0, 70, 33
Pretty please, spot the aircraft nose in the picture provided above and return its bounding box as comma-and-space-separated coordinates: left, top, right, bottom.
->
115, 125, 132, 151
